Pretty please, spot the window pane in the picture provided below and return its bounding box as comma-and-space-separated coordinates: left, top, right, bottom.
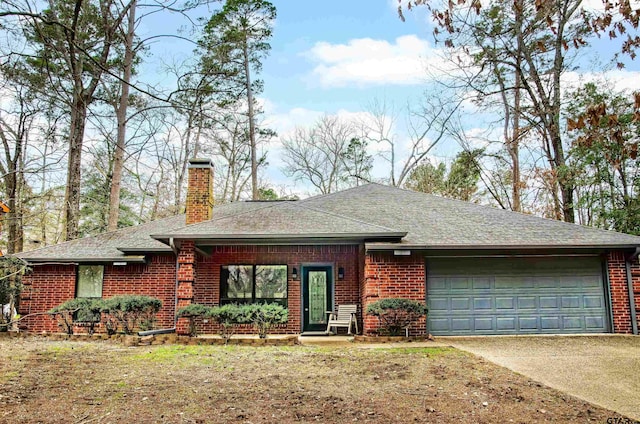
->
221, 265, 253, 300
77, 265, 103, 298
255, 265, 287, 300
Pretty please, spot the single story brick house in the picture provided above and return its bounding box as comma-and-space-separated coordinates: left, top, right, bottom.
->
17, 159, 640, 336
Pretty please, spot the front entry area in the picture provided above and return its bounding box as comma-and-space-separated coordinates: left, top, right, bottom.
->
302, 266, 333, 332
427, 256, 610, 335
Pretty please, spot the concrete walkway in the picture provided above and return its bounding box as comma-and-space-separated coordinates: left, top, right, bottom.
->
445, 335, 640, 421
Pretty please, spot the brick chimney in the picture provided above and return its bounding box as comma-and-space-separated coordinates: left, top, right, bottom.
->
185, 158, 214, 225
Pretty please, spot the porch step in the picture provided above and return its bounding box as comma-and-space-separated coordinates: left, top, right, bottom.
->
297, 335, 354, 346
299, 331, 330, 337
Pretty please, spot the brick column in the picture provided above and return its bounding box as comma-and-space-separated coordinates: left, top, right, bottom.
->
607, 251, 633, 334
176, 240, 195, 335
362, 252, 426, 336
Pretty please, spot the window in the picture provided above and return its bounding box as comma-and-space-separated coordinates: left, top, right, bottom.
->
76, 265, 104, 298
221, 265, 287, 306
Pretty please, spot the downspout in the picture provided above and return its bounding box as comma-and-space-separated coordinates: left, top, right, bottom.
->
625, 248, 639, 335
170, 237, 179, 329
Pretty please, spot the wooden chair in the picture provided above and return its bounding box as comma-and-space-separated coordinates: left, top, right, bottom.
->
326, 304, 359, 335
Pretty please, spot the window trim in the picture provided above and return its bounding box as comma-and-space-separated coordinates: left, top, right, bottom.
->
75, 264, 104, 299
220, 264, 288, 306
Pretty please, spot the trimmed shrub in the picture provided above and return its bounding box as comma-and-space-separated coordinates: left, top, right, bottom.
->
240, 303, 288, 339
49, 298, 102, 335
101, 295, 162, 335
177, 304, 212, 337
366, 298, 428, 336
206, 304, 244, 342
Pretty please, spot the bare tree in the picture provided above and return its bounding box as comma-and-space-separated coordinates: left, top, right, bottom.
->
362, 94, 460, 187
282, 115, 359, 195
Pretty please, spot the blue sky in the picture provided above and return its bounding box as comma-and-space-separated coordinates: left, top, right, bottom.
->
143, 0, 640, 196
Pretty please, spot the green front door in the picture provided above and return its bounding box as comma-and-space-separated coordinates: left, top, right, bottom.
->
302, 266, 333, 332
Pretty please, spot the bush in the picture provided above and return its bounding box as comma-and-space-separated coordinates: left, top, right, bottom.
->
240, 303, 288, 339
366, 298, 428, 336
206, 304, 244, 342
101, 295, 162, 335
0, 257, 29, 332
49, 298, 102, 335
177, 303, 212, 337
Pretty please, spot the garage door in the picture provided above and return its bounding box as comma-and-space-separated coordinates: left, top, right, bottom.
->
427, 257, 610, 335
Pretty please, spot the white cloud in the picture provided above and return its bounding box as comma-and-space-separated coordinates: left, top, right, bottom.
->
304, 35, 444, 88
562, 69, 640, 93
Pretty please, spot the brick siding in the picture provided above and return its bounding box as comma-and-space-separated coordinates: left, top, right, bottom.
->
19, 254, 176, 333
609, 250, 640, 334
191, 244, 361, 335
363, 252, 426, 336
185, 161, 213, 226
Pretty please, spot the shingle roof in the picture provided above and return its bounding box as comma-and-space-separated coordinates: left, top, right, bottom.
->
152, 201, 404, 241
17, 183, 640, 262
16, 201, 268, 262
298, 184, 640, 249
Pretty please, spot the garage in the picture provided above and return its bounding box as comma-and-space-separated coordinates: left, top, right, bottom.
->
427, 256, 610, 335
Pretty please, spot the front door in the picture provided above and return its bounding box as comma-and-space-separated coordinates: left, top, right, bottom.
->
302, 266, 333, 332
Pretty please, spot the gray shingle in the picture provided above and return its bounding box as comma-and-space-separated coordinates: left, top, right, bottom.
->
17, 183, 640, 262
300, 184, 640, 248
153, 201, 403, 240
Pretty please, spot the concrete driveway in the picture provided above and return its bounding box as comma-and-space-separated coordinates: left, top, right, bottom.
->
446, 335, 640, 421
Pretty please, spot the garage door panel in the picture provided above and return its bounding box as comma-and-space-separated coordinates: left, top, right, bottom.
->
451, 318, 473, 331
473, 297, 492, 310
517, 296, 536, 310
450, 278, 471, 290
561, 296, 581, 308
496, 317, 516, 330
429, 277, 447, 291
474, 317, 493, 331
563, 316, 583, 329
428, 297, 449, 311
585, 316, 606, 329
427, 257, 609, 335
536, 276, 556, 288
540, 317, 560, 330
451, 298, 470, 310
584, 295, 604, 308
429, 318, 450, 332
472, 277, 491, 290
540, 296, 559, 309
518, 316, 538, 330
496, 297, 515, 310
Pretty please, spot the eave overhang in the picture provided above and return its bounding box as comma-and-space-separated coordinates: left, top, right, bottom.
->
20, 255, 147, 264
152, 232, 407, 246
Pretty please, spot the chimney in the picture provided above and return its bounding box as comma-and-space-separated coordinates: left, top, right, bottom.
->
186, 158, 214, 225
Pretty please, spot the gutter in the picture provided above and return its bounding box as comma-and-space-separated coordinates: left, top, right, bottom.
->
625, 248, 639, 335
365, 243, 640, 251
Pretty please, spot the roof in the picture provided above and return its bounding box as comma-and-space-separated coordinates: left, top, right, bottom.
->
152, 201, 405, 242
297, 184, 640, 250
17, 183, 640, 262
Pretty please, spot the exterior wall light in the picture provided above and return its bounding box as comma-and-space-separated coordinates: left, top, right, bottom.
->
338, 267, 345, 280
292, 267, 298, 280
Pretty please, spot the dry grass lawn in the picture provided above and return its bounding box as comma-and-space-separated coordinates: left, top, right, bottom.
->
0, 337, 628, 423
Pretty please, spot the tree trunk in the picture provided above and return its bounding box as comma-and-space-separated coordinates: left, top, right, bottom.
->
243, 39, 258, 200
64, 91, 88, 241
510, 0, 523, 213
107, 0, 136, 232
